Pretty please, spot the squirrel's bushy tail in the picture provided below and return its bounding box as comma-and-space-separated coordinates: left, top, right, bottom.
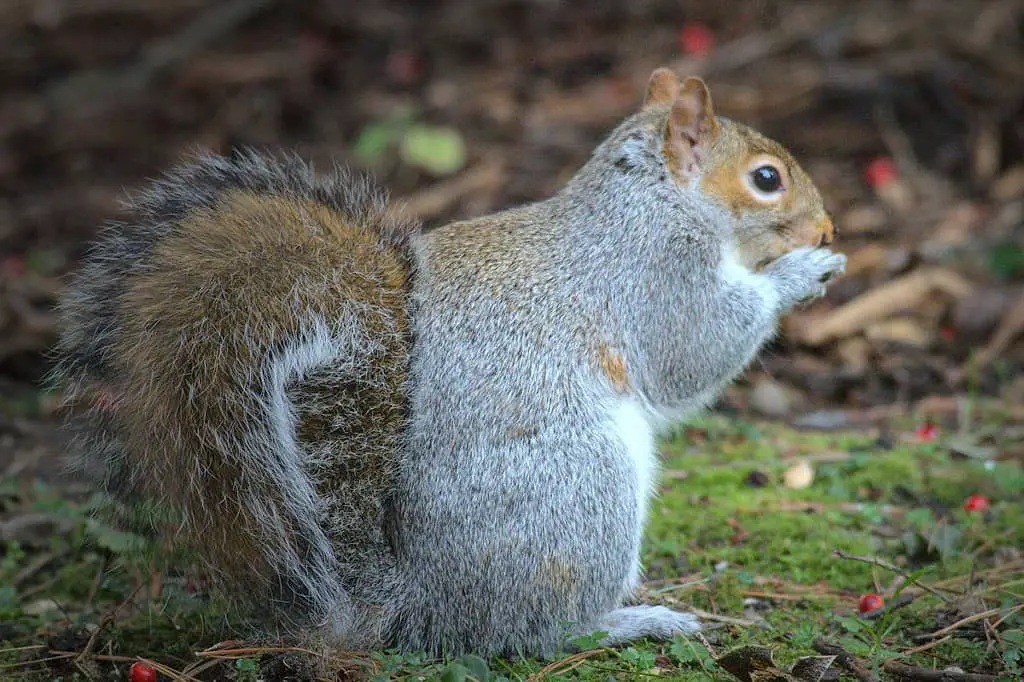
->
52, 150, 419, 636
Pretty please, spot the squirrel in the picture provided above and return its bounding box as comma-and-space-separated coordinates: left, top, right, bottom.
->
53, 68, 844, 658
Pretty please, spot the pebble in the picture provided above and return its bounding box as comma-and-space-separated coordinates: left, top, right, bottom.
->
748, 378, 791, 417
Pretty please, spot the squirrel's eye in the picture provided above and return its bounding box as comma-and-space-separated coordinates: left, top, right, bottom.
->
751, 165, 782, 193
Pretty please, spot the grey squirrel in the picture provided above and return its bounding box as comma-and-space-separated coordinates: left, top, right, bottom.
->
54, 68, 844, 657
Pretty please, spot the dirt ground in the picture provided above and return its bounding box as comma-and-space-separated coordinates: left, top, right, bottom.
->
1, 0, 1023, 476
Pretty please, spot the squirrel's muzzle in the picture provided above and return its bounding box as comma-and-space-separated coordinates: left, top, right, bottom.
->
815, 215, 836, 247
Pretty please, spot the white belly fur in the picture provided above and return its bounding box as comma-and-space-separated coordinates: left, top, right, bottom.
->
608, 399, 658, 594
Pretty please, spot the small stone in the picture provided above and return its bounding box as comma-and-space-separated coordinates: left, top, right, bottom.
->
783, 460, 815, 489
748, 378, 791, 418
793, 410, 849, 430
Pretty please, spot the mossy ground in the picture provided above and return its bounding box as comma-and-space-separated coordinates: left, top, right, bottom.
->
1, 407, 1021, 681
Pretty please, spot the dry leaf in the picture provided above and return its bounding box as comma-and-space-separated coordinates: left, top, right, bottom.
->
717, 645, 779, 682
717, 645, 836, 682
789, 656, 838, 682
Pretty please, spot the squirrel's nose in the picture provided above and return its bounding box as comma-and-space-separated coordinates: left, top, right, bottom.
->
816, 215, 836, 246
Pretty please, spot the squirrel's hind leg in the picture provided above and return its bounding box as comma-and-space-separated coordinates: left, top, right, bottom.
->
576, 605, 700, 648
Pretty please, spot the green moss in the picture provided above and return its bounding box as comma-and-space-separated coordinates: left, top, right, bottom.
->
1, 414, 1021, 680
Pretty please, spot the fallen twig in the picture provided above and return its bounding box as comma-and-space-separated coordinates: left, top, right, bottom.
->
193, 645, 321, 658
924, 605, 1021, 640
832, 550, 952, 603
881, 660, 999, 682
398, 159, 505, 221
0, 652, 77, 671
52, 652, 200, 682
859, 593, 916, 620
794, 268, 974, 346
990, 603, 1024, 629
72, 582, 143, 678
526, 649, 604, 681
899, 635, 953, 657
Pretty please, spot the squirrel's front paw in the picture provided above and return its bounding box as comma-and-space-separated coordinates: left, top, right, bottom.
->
766, 247, 846, 308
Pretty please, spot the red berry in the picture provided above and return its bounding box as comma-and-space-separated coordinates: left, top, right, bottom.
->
914, 421, 938, 442
678, 22, 715, 57
963, 495, 990, 513
857, 593, 884, 614
864, 156, 898, 188
940, 326, 956, 342
128, 661, 157, 682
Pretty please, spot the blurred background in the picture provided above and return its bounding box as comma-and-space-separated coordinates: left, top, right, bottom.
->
1, 0, 1022, 474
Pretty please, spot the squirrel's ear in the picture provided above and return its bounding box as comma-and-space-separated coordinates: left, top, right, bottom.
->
643, 68, 681, 108
664, 77, 720, 179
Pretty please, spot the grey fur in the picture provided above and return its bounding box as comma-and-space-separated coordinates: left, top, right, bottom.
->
54, 105, 844, 658
387, 108, 843, 656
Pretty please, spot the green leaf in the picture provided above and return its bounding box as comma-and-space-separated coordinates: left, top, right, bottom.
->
987, 242, 1024, 279
859, 503, 884, 525
927, 522, 962, 560
399, 124, 466, 176
353, 121, 399, 164
835, 615, 863, 634
0, 585, 19, 615
568, 629, 608, 650
440, 662, 468, 682
671, 635, 713, 665
85, 520, 148, 554
234, 658, 258, 672
621, 648, 656, 669
904, 507, 935, 529
455, 654, 490, 681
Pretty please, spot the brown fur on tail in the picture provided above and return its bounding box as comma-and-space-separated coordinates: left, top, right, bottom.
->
53, 150, 419, 635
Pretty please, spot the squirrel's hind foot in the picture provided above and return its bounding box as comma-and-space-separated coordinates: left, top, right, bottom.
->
580, 605, 701, 648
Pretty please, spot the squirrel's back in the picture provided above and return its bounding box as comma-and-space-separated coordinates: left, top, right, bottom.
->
54, 151, 419, 636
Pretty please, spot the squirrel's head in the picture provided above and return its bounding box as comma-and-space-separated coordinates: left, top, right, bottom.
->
642, 67, 836, 269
